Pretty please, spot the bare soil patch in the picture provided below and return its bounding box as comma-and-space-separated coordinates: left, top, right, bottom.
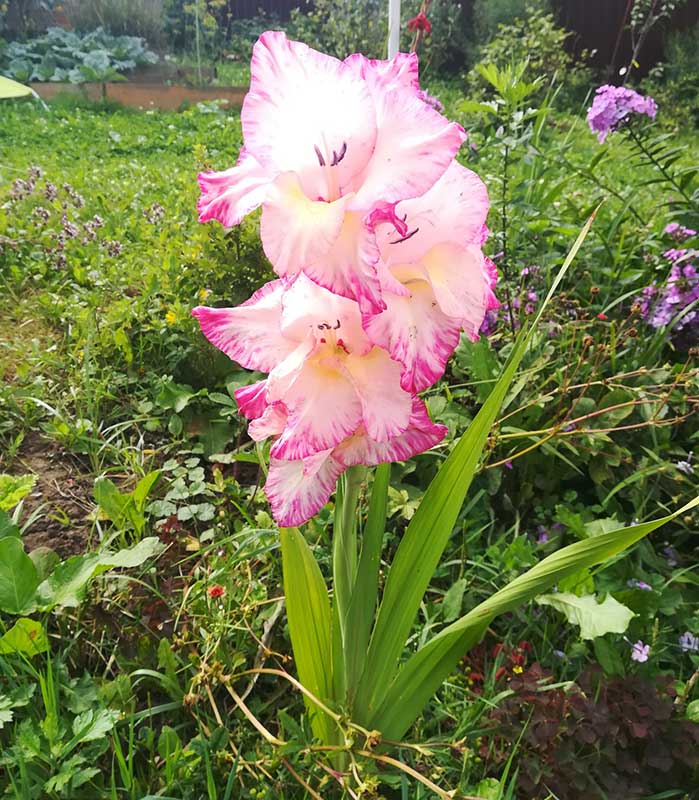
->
10, 431, 93, 558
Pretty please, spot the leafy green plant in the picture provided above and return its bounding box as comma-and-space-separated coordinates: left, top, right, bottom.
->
0, 26, 158, 84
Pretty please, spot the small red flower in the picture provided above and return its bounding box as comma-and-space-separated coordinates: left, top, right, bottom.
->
407, 11, 432, 34
597, 312, 608, 321
208, 584, 225, 599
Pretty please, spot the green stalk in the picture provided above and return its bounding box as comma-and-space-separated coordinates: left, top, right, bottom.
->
332, 466, 365, 643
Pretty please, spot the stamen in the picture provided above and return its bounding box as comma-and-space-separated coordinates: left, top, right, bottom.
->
333, 319, 341, 329
314, 145, 326, 167
390, 227, 420, 245
330, 142, 348, 167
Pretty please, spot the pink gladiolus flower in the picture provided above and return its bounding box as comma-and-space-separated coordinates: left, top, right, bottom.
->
197, 31, 465, 312
193, 274, 414, 460
362, 161, 496, 391
193, 274, 449, 525
264, 398, 446, 526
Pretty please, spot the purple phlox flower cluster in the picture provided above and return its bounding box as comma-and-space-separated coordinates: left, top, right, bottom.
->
630, 640, 650, 662
665, 222, 697, 241
634, 257, 699, 342
587, 84, 657, 143
679, 631, 699, 653
662, 247, 694, 263
627, 579, 652, 590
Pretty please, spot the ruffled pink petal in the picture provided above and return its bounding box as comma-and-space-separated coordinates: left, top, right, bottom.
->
234, 380, 268, 420
341, 347, 412, 442
248, 402, 288, 442
197, 151, 270, 227
261, 173, 384, 311
377, 161, 490, 265
343, 51, 420, 94
266, 451, 345, 527
336, 397, 447, 466
280, 272, 372, 356
269, 359, 362, 460
422, 243, 490, 340
192, 280, 295, 373
243, 32, 377, 194
350, 89, 466, 210
363, 275, 462, 392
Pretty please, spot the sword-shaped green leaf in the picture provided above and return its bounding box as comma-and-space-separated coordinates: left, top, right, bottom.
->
370, 496, 699, 739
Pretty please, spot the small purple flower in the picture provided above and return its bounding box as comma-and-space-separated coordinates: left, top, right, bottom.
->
679, 631, 699, 653
105, 240, 122, 257
631, 640, 650, 662
418, 89, 444, 113
587, 84, 657, 143
44, 182, 58, 202
144, 202, 166, 225
31, 206, 50, 224
504, 460, 513, 470
627, 579, 652, 590
676, 459, 694, 476
61, 214, 79, 239
663, 546, 679, 567
536, 525, 549, 544
665, 222, 696, 241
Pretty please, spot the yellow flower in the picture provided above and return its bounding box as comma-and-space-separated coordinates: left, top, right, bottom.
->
198, 288, 211, 303
512, 665, 524, 674
165, 310, 177, 326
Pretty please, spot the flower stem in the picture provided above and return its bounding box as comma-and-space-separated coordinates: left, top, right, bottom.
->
333, 467, 366, 643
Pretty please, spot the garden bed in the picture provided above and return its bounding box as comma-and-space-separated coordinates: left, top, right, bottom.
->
30, 80, 246, 110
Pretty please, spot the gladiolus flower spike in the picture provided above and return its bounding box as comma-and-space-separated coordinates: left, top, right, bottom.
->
194, 33, 495, 526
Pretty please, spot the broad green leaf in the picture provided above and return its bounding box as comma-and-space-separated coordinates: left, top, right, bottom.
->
593, 637, 625, 677
370, 496, 698, 739
36, 537, 164, 609
0, 537, 39, 614
345, 463, 390, 707
94, 477, 130, 524
0, 696, 12, 728
29, 547, 60, 582
132, 470, 161, 512
0, 510, 19, 539
71, 708, 120, 744
280, 527, 335, 745
442, 578, 467, 622
687, 700, 699, 723
100, 537, 164, 569
0, 618, 48, 656
536, 592, 634, 639
353, 211, 597, 723
0, 474, 35, 511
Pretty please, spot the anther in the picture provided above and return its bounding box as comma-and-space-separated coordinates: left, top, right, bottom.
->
330, 141, 348, 167
314, 145, 326, 167
390, 227, 420, 245
333, 319, 341, 329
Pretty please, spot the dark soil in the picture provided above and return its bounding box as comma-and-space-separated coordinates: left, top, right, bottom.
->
9, 432, 93, 558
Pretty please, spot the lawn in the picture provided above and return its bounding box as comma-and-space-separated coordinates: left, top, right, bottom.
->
1, 59, 698, 799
